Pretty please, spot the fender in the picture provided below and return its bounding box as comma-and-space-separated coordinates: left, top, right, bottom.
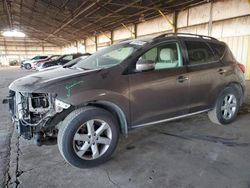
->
90, 100, 129, 136
58, 89, 130, 136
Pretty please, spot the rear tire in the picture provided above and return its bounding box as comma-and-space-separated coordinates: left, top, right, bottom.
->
208, 87, 240, 125
57, 106, 119, 168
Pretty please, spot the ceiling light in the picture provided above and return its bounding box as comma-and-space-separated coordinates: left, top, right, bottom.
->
2, 30, 26, 37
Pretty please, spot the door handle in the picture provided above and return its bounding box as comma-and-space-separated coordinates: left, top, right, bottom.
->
218, 68, 227, 74
177, 75, 189, 83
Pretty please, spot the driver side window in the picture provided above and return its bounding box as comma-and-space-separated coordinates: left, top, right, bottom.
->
139, 42, 183, 70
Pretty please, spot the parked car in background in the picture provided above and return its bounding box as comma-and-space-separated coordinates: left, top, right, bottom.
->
9, 60, 18, 66
21, 55, 48, 69
37, 53, 88, 71
7, 33, 245, 168
34, 55, 60, 70
38, 53, 91, 72
19, 58, 29, 65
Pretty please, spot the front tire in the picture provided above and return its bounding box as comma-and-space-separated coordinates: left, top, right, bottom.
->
24, 63, 31, 70
208, 87, 240, 125
57, 106, 119, 168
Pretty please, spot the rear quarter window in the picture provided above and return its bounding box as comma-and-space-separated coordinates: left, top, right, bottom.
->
185, 41, 217, 65
208, 42, 226, 59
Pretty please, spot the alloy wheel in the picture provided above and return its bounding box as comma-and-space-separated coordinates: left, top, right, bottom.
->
221, 94, 237, 120
73, 119, 112, 160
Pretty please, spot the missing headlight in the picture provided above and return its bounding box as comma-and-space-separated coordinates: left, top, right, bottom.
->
28, 93, 50, 114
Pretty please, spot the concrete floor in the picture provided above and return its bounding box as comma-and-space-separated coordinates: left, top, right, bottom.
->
1, 67, 250, 188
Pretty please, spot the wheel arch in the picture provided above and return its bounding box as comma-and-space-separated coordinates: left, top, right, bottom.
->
211, 81, 244, 109
85, 100, 129, 137
226, 82, 244, 105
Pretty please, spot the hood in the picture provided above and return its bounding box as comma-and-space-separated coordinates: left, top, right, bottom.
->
9, 67, 100, 93
39, 65, 62, 72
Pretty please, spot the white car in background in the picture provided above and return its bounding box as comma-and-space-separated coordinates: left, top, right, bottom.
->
21, 55, 48, 70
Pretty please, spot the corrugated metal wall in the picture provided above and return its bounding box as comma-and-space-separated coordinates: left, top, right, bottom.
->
0, 37, 62, 65
220, 36, 250, 79
61, 0, 250, 80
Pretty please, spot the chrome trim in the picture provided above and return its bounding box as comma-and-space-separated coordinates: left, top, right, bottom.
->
131, 109, 209, 129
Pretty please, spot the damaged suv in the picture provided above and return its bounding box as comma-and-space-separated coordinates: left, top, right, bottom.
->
7, 33, 245, 168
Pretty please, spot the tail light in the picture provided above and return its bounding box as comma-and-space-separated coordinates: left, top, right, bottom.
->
238, 63, 245, 73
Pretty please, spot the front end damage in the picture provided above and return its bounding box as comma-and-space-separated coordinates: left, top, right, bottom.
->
7, 90, 70, 145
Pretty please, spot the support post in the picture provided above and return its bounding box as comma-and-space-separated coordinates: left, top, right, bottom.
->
76, 40, 79, 52
246, 41, 250, 80
111, 30, 114, 44
134, 23, 138, 38
173, 11, 177, 33
3, 38, 7, 55
84, 39, 87, 53
95, 35, 98, 52
208, 1, 213, 36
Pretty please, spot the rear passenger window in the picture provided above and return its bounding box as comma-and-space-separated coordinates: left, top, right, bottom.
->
185, 41, 216, 65
208, 43, 226, 59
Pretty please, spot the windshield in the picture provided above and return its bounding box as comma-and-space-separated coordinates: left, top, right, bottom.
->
63, 56, 89, 67
72, 42, 143, 69
32, 56, 39, 60
50, 55, 60, 60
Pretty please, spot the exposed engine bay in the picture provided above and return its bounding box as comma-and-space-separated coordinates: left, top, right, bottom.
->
8, 90, 70, 145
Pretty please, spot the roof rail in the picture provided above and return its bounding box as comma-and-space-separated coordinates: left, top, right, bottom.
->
154, 33, 218, 41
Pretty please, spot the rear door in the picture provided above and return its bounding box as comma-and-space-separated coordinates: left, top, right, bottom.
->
129, 41, 189, 126
184, 40, 226, 112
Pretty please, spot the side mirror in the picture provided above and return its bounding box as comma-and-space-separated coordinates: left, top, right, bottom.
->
136, 59, 155, 72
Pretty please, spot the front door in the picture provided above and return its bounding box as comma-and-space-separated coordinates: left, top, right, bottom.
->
129, 42, 189, 126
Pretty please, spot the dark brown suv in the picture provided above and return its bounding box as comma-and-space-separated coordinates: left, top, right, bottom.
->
7, 33, 245, 168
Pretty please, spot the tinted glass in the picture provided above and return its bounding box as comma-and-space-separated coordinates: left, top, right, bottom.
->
185, 41, 216, 65
208, 42, 226, 58
139, 43, 183, 70
32, 56, 40, 60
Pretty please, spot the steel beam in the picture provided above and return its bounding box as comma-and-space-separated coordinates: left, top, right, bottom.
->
45, 1, 98, 40
71, 0, 142, 34
4, 0, 13, 29
158, 10, 175, 33
121, 23, 135, 38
